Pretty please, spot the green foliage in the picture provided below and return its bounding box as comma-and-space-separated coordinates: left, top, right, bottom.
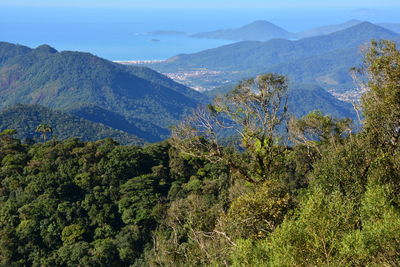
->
0, 137, 174, 265
362, 40, 400, 150
61, 224, 86, 245
206, 83, 357, 119
290, 110, 352, 143
229, 239, 269, 267
1, 40, 400, 266
339, 183, 400, 265
266, 188, 357, 266
226, 180, 293, 239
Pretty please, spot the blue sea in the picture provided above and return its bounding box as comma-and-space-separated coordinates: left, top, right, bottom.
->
1, 6, 400, 61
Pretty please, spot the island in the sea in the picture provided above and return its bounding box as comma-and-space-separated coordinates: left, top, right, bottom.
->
148, 30, 187, 35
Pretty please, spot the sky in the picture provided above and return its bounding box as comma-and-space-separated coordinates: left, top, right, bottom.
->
1, 0, 400, 8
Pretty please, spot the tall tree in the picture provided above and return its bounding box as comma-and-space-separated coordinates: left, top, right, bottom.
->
172, 73, 289, 183
361, 40, 400, 150
35, 124, 53, 142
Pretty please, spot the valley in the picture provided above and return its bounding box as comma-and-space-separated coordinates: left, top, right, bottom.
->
132, 21, 400, 109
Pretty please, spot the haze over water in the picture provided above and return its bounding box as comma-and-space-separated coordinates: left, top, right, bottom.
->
1, 6, 400, 60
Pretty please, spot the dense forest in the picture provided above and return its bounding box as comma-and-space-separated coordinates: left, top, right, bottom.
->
0, 105, 142, 145
0, 40, 399, 266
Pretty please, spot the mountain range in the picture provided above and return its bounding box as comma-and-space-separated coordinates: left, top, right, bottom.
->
162, 22, 398, 71
3, 21, 388, 143
0, 42, 212, 142
149, 22, 400, 94
191, 19, 400, 41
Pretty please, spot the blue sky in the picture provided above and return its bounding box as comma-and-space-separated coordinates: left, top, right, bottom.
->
1, 0, 400, 8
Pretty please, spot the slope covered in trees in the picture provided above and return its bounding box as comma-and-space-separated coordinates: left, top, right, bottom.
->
0, 42, 205, 142
65, 104, 169, 143
0, 104, 143, 145
1, 40, 400, 266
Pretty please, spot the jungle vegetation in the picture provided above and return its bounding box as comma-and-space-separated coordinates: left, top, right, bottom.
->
0, 40, 400, 266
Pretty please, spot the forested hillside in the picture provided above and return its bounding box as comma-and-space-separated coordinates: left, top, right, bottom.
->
0, 104, 142, 145
0, 42, 204, 142
1, 40, 400, 266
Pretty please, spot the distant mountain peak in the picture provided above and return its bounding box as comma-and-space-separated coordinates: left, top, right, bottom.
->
244, 20, 278, 26
35, 44, 58, 54
191, 19, 291, 41
346, 19, 362, 23
340, 21, 398, 34
0, 41, 203, 142
296, 19, 364, 39
356, 21, 375, 26
240, 20, 289, 32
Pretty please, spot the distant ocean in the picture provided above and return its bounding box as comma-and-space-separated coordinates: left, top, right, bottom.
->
1, 6, 400, 61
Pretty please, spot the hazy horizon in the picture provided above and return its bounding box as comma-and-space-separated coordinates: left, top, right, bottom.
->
2, 4, 400, 60
2, 0, 400, 8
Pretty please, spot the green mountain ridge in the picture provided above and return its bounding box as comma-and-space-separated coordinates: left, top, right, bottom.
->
266, 46, 362, 89
148, 22, 400, 97
159, 22, 399, 72
287, 84, 356, 118
0, 42, 204, 142
66, 104, 169, 142
0, 104, 143, 145
145, 22, 400, 120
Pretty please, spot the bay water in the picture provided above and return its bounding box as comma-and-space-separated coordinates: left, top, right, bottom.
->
1, 6, 400, 61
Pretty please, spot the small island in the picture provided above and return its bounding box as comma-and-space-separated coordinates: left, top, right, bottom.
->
148, 30, 187, 36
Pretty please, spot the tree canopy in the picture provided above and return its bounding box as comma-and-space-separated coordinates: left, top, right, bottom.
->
1, 40, 400, 266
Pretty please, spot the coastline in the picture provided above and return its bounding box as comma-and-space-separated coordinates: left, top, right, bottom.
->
113, 59, 165, 65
